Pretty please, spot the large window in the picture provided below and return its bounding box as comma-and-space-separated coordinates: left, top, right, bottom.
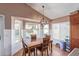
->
52, 22, 70, 41
24, 23, 40, 39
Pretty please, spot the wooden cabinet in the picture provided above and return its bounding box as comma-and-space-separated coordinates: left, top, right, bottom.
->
70, 13, 79, 50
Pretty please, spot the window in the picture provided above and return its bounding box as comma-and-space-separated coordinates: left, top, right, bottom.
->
14, 20, 23, 43
24, 23, 40, 39
52, 22, 70, 41
43, 24, 49, 35
52, 23, 60, 40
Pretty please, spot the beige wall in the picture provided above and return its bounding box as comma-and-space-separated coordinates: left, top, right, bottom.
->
0, 3, 49, 29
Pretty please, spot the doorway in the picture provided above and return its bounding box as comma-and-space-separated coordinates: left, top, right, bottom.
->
0, 15, 5, 56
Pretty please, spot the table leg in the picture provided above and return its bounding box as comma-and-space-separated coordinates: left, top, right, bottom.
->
34, 50, 35, 56
36, 48, 37, 56
28, 48, 30, 56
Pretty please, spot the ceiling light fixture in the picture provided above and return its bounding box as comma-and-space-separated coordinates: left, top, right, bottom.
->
40, 5, 48, 26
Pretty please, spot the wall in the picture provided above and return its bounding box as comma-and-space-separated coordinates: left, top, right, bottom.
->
0, 3, 50, 56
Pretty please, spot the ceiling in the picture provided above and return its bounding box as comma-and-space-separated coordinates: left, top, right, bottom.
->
27, 3, 79, 19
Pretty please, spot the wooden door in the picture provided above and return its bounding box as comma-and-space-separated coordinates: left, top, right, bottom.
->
70, 13, 79, 50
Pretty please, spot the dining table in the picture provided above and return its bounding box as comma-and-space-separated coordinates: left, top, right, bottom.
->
27, 39, 53, 56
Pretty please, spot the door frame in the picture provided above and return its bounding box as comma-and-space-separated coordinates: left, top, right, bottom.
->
0, 14, 5, 56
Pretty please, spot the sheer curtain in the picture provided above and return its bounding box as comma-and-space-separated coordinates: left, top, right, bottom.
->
52, 22, 70, 44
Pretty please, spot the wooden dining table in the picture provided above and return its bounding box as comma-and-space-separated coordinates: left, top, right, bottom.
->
27, 39, 53, 56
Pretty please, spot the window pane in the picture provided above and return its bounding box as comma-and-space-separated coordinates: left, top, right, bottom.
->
52, 23, 60, 40
14, 20, 22, 43
52, 22, 70, 41
43, 24, 49, 35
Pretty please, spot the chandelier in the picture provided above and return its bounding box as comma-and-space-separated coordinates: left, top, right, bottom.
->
40, 5, 48, 26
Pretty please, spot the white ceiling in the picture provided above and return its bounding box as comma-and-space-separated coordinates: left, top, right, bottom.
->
27, 3, 79, 19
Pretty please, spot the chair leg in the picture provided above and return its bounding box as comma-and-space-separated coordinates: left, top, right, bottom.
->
34, 51, 35, 56
28, 49, 30, 56
42, 52, 43, 56
36, 49, 37, 56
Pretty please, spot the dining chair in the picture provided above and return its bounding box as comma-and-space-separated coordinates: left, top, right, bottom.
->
42, 38, 49, 55
22, 38, 35, 56
36, 38, 49, 56
45, 35, 51, 50
31, 34, 36, 42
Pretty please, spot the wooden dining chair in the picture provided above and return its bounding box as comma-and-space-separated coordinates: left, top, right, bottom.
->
36, 38, 49, 56
45, 35, 51, 50
42, 38, 49, 55
31, 34, 36, 42
22, 38, 35, 56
